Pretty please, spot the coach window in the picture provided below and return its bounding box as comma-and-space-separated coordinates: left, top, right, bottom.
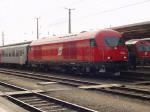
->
2, 52, 4, 56
90, 39, 97, 47
16, 51, 19, 57
9, 52, 11, 57
20, 50, 22, 56
22, 50, 24, 55
5, 53, 7, 57
14, 51, 16, 57
21, 50, 23, 56
12, 51, 15, 57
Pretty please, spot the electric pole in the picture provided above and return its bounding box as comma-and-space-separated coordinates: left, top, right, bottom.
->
65, 8, 75, 34
36, 17, 39, 39
2, 32, 4, 46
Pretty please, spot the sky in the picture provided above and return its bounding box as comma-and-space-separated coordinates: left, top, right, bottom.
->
0, 0, 150, 45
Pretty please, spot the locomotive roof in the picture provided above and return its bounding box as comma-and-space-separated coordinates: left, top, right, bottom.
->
111, 21, 150, 41
30, 29, 120, 46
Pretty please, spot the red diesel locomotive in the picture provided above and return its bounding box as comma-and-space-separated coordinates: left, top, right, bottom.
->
28, 29, 128, 75
126, 39, 150, 65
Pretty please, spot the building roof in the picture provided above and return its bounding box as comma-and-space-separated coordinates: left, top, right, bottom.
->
111, 21, 150, 41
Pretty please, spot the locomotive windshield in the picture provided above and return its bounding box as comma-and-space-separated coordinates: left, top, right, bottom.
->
145, 46, 150, 51
104, 37, 125, 46
138, 46, 145, 52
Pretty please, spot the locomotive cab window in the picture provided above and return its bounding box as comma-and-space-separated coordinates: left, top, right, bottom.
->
138, 46, 145, 52
104, 37, 125, 46
90, 39, 97, 47
145, 46, 150, 51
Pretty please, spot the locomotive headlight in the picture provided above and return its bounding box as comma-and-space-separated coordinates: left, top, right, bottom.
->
123, 56, 127, 59
107, 56, 111, 60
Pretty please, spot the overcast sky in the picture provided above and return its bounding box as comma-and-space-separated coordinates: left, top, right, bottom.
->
0, 0, 150, 45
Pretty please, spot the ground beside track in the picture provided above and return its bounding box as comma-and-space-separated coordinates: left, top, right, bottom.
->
0, 96, 28, 112
0, 72, 150, 112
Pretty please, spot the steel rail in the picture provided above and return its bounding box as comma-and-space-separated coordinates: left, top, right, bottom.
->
0, 81, 98, 112
89, 86, 150, 101
0, 80, 98, 112
0, 68, 150, 102
0, 81, 26, 92
0, 68, 102, 87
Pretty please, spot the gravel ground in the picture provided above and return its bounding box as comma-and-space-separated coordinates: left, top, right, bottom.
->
0, 85, 16, 92
0, 73, 150, 112
45, 89, 150, 112
0, 97, 29, 112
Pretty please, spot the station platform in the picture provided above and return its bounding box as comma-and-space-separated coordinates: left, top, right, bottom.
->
0, 96, 28, 112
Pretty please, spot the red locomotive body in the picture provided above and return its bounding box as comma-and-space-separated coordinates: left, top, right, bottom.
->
28, 29, 127, 75
126, 39, 150, 65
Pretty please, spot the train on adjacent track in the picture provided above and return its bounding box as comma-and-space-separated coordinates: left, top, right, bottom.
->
126, 39, 150, 66
0, 29, 128, 76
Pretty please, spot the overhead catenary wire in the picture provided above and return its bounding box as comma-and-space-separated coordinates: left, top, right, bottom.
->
47, 0, 150, 27
38, 0, 150, 36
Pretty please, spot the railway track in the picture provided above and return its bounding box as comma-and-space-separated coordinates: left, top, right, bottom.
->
0, 68, 150, 102
0, 81, 97, 112
7, 92, 97, 112
0, 81, 25, 92
89, 86, 150, 101
0, 68, 102, 87
0, 68, 146, 86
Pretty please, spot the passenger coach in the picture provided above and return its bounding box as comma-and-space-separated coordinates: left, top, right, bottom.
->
28, 29, 128, 76
0, 42, 30, 66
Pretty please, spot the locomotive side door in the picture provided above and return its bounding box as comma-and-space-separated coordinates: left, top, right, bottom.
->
90, 39, 97, 62
34, 46, 42, 61
83, 40, 91, 61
